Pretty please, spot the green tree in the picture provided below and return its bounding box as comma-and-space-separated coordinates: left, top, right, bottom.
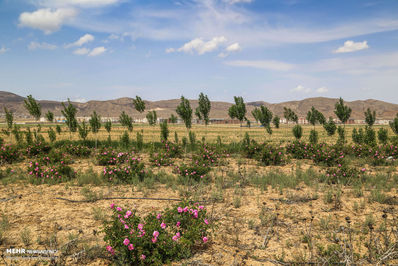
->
56, 125, 62, 135
2, 107, 13, 138
292, 125, 303, 140
306, 106, 325, 144
364, 108, 376, 127
390, 113, 398, 135
169, 114, 177, 123
378, 128, 388, 144
119, 111, 133, 132
176, 96, 193, 132
78, 121, 89, 141
104, 120, 112, 141
196, 92, 211, 126
255, 106, 273, 135
323, 117, 337, 136
24, 95, 42, 121
252, 108, 261, 125
89, 111, 101, 148
133, 96, 145, 114
272, 116, 280, 129
48, 128, 56, 143
61, 99, 78, 139
228, 96, 246, 127
146, 111, 157, 126
283, 107, 298, 124
334, 97, 352, 127
45, 111, 54, 123
160, 120, 169, 141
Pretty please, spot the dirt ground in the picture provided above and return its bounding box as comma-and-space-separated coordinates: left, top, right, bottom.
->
1, 159, 397, 265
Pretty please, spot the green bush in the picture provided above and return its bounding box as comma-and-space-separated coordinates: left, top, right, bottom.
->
175, 163, 211, 182
292, 125, 303, 140
103, 201, 211, 265
378, 128, 388, 145
0, 144, 21, 164
309, 129, 318, 144
27, 160, 75, 182
103, 156, 147, 183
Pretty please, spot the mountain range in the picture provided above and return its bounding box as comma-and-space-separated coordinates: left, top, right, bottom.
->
1, 91, 398, 121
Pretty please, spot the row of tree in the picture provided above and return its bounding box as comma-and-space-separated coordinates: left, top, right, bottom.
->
3, 94, 398, 144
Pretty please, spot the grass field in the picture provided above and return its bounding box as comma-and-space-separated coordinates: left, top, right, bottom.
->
0, 123, 397, 265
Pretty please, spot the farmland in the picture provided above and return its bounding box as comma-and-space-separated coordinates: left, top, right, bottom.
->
0, 121, 398, 265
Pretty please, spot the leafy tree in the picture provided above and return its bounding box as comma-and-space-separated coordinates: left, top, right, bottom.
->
283, 107, 298, 124
306, 106, 325, 143
104, 120, 112, 140
132, 96, 145, 114
364, 126, 376, 147
12, 125, 23, 145
334, 97, 352, 127
252, 108, 261, 124
176, 96, 193, 132
364, 108, 376, 127
389, 113, 398, 135
228, 96, 246, 127
160, 120, 169, 141
78, 121, 89, 141
146, 111, 157, 126
309, 129, 318, 144
2, 107, 13, 137
323, 117, 337, 136
292, 125, 303, 140
272, 116, 280, 129
255, 106, 273, 135
196, 92, 211, 126
48, 128, 56, 143
119, 111, 133, 132
378, 128, 388, 144
352, 128, 364, 144
337, 126, 346, 145
89, 111, 101, 147
56, 125, 62, 135
24, 95, 41, 121
61, 99, 78, 139
169, 114, 177, 123
45, 111, 54, 123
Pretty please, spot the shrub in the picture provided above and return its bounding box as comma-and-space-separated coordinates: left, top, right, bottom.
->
174, 164, 211, 182
193, 145, 222, 167
25, 142, 51, 157
149, 152, 173, 167
62, 144, 91, 157
27, 161, 75, 182
160, 121, 169, 141
96, 149, 129, 166
102, 201, 211, 265
336, 126, 345, 145
258, 144, 287, 166
0, 144, 21, 164
352, 128, 364, 144
48, 128, 56, 143
364, 126, 377, 147
120, 131, 130, 147
312, 146, 344, 167
323, 165, 365, 185
103, 156, 147, 183
38, 149, 72, 165
292, 125, 303, 140
136, 131, 144, 151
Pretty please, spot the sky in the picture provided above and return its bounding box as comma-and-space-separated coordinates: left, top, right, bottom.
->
1, 0, 398, 103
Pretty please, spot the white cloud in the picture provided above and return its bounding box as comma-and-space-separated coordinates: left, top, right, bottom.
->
223, 0, 253, 4
66, 33, 94, 48
88, 46, 106, 56
165, 48, 175, 53
73, 47, 90, 55
316, 87, 328, 93
19, 8, 77, 34
225, 60, 294, 71
291, 85, 311, 93
28, 41, 57, 50
177, 36, 227, 55
226, 42, 241, 52
0, 46, 9, 54
38, 0, 120, 8
334, 40, 369, 53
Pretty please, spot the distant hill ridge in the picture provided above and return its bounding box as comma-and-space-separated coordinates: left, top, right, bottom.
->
1, 91, 397, 120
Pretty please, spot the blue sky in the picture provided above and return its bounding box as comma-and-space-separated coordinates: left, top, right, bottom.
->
1, 0, 398, 103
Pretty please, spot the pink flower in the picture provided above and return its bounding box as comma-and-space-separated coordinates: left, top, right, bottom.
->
198, 205, 204, 210
176, 232, 180, 238
204, 219, 209, 225
172, 235, 179, 241
128, 244, 134, 250
106, 245, 115, 255
116, 207, 122, 211
183, 207, 189, 213
203, 236, 208, 243
141, 254, 146, 260
176, 221, 181, 227
177, 207, 183, 213
123, 238, 130, 246
156, 213, 162, 220
160, 223, 166, 229
138, 224, 144, 230
153, 231, 159, 238
124, 224, 129, 229
152, 237, 158, 243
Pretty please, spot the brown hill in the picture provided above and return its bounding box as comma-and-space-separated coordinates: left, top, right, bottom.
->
1, 91, 397, 121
